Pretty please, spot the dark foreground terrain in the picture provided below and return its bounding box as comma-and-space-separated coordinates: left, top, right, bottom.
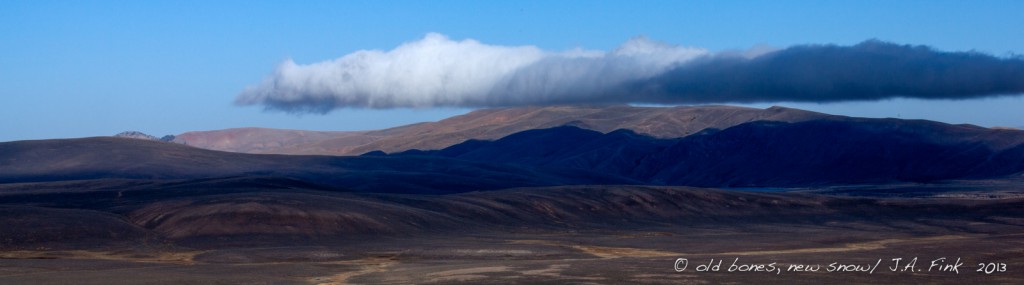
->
1, 178, 1023, 284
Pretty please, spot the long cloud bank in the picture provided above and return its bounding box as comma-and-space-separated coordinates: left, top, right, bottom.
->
236, 33, 1024, 112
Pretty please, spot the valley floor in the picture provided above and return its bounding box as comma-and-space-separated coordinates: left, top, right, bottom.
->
2, 217, 1023, 284
2, 180, 1024, 284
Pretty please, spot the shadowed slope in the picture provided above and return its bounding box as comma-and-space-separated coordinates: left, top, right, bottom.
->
409, 117, 1024, 187
643, 118, 1024, 186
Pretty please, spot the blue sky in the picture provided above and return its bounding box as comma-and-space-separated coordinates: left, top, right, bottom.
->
2, 0, 1022, 142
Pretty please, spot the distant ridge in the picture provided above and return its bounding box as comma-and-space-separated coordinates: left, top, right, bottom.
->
114, 131, 158, 140
114, 131, 175, 142
174, 105, 830, 155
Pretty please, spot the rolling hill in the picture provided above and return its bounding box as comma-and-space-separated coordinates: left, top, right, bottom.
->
0, 137, 631, 194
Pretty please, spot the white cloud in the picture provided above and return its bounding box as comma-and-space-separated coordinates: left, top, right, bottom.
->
236, 33, 708, 111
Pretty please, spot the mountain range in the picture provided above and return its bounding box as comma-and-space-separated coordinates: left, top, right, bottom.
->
18, 104, 1022, 190
169, 105, 829, 155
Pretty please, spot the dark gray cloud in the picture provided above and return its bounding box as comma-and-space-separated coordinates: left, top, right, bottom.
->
630, 40, 1024, 103
236, 34, 1024, 112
